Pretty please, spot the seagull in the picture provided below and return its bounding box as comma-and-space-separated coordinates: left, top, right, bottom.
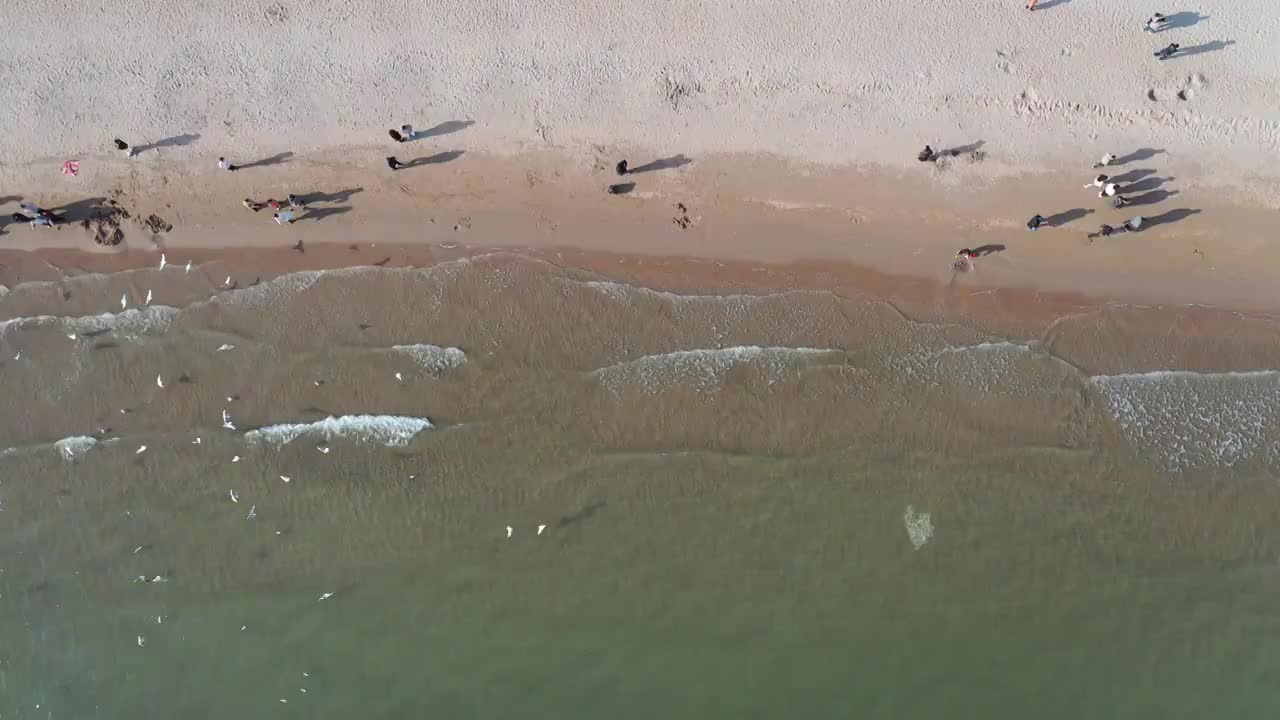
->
232, 455, 241, 462
395, 372, 403, 382
120, 292, 128, 310
158, 253, 167, 271
184, 260, 192, 274
156, 374, 164, 389
13, 352, 20, 360
246, 505, 257, 520
157, 615, 164, 624
144, 289, 152, 305
192, 437, 202, 444
135, 445, 147, 454
225, 396, 234, 402
318, 592, 334, 601
137, 635, 146, 648
506, 526, 513, 539
229, 489, 239, 503
222, 409, 236, 429
67, 333, 77, 340
222, 275, 232, 288
133, 545, 144, 554
280, 475, 291, 483
216, 343, 235, 352
537, 524, 546, 535
317, 446, 330, 454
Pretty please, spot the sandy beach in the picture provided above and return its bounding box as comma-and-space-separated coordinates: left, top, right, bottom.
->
1, 0, 1278, 316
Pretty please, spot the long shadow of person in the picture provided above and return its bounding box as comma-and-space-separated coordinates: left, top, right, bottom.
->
236, 152, 294, 170
627, 155, 693, 173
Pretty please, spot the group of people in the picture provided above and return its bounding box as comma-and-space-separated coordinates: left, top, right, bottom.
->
10, 201, 65, 228
243, 195, 308, 225
954, 8, 1197, 262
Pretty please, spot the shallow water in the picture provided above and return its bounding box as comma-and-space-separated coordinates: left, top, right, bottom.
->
3, 253, 1280, 718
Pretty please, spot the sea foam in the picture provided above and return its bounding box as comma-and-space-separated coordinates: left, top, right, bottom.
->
391, 344, 467, 373
54, 435, 98, 462
903, 505, 934, 550
1091, 370, 1280, 471
244, 415, 433, 447
592, 346, 840, 394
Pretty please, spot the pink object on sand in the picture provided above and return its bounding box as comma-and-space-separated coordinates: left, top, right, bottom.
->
62, 160, 80, 176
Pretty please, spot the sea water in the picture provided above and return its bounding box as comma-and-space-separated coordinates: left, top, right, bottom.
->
2, 253, 1280, 718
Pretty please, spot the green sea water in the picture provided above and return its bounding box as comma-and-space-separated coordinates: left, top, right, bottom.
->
3, 254, 1280, 718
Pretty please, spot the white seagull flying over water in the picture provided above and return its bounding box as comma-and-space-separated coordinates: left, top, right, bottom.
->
145, 289, 152, 305
156, 374, 164, 389
184, 260, 192, 274
222, 409, 236, 429
158, 253, 167, 271
120, 292, 128, 310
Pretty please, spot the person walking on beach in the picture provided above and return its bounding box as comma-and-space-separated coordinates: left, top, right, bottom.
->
388, 124, 416, 142
1093, 153, 1116, 169
1025, 0, 1038, 10
616, 160, 630, 175
1145, 13, 1168, 32
218, 157, 238, 172
273, 210, 295, 225
386, 156, 405, 171
1155, 43, 1180, 60
114, 139, 134, 157
1084, 174, 1108, 189
1088, 224, 1117, 240
918, 145, 937, 162
956, 248, 980, 259
243, 198, 268, 212
1026, 214, 1046, 231
1112, 195, 1132, 209
287, 194, 307, 209
1099, 182, 1120, 198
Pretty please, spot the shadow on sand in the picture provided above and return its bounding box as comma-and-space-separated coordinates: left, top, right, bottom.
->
135, 134, 201, 154
237, 152, 294, 170
628, 154, 694, 173
1045, 207, 1094, 226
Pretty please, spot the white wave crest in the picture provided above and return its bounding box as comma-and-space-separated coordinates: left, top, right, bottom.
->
54, 435, 98, 462
0, 306, 177, 340
579, 280, 778, 307
1091, 370, 1280, 471
392, 344, 467, 373
592, 346, 840, 394
213, 271, 323, 307
244, 415, 433, 447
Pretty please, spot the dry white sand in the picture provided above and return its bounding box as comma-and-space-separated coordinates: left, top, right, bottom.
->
1, 0, 1277, 181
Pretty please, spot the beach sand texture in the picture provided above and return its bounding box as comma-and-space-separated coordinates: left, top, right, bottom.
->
2, 0, 1277, 178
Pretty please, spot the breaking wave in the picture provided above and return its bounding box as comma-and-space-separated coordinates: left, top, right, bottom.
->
244, 415, 434, 447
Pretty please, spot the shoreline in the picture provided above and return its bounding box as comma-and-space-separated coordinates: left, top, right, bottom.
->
2, 146, 1278, 319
